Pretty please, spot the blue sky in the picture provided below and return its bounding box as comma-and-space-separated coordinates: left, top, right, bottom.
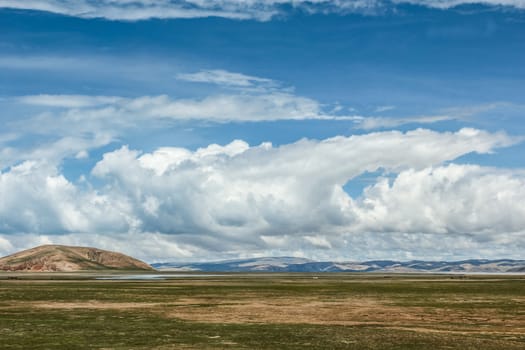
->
0, 1, 525, 262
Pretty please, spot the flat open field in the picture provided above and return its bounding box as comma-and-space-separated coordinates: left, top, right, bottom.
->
0, 273, 524, 349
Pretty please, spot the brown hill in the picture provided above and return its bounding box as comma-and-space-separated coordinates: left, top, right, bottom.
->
0, 245, 154, 272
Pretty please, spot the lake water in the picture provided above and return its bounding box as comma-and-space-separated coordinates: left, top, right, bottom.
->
96, 274, 226, 280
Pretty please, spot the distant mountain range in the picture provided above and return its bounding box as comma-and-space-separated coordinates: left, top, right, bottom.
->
152, 257, 525, 273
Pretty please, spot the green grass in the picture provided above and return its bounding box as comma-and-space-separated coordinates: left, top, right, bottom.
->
1, 308, 523, 350
0, 273, 524, 349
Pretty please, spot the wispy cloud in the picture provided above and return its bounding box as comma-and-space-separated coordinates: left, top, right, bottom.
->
374, 105, 396, 113
0, 1, 523, 21
17, 95, 121, 108
356, 114, 456, 129
176, 70, 278, 89
392, 0, 525, 10
355, 103, 504, 130
16, 93, 354, 123
0, 0, 260, 21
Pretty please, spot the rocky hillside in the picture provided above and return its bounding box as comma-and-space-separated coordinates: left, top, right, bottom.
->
0, 245, 154, 272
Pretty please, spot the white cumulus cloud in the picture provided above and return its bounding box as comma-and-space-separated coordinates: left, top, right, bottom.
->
0, 161, 136, 235
0, 128, 523, 260
353, 164, 525, 235
88, 128, 517, 239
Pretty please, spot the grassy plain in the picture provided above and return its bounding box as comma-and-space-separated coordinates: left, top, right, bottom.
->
0, 273, 524, 349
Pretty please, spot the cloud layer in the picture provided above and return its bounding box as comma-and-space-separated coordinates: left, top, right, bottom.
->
4, 87, 483, 173
1, 87, 352, 170
0, 0, 523, 21
2, 128, 524, 261
2, 67, 523, 261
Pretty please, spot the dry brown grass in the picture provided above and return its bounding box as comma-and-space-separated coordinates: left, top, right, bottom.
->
17, 285, 524, 338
